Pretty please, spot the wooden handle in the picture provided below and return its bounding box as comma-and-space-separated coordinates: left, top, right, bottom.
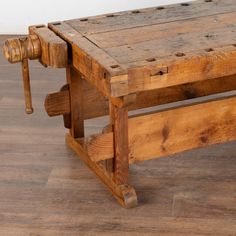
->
3, 30, 68, 114
21, 59, 34, 114
3, 35, 41, 114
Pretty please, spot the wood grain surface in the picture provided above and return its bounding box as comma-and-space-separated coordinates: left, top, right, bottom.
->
0, 35, 236, 235
49, 0, 236, 97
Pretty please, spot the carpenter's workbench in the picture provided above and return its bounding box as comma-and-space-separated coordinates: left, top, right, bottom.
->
3, 0, 236, 208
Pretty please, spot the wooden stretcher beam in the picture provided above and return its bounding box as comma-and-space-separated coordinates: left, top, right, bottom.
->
44, 74, 236, 119
81, 95, 236, 163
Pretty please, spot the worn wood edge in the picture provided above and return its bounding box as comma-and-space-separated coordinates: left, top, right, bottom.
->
48, 21, 127, 75
29, 25, 68, 68
82, 95, 236, 163
65, 133, 137, 208
48, 5, 236, 98
80, 133, 114, 162
48, 22, 129, 98
110, 46, 236, 97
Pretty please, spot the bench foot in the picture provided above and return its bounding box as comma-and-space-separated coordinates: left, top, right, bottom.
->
119, 184, 138, 208
65, 133, 137, 208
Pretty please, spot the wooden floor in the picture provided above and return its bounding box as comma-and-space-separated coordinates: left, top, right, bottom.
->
0, 35, 236, 236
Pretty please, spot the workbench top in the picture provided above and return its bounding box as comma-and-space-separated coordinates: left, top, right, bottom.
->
48, 0, 236, 97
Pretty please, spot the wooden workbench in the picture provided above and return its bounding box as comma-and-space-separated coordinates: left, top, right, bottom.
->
3, 0, 236, 208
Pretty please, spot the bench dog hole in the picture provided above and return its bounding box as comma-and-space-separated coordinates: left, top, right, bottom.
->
205, 48, 214, 52
52, 22, 61, 26
175, 52, 185, 57
154, 71, 164, 76
146, 58, 156, 62
110, 65, 120, 69
181, 3, 190, 6
132, 10, 140, 14
35, 25, 45, 28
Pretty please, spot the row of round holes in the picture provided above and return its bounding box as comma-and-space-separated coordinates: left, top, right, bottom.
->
108, 44, 235, 70
96, 44, 236, 70
108, 44, 236, 70
103, 43, 236, 71
80, 0, 213, 21
77, 0, 234, 69
145, 44, 236, 63
146, 52, 185, 62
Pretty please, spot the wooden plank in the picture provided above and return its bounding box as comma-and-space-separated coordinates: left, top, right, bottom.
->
48, 2, 236, 97
81, 79, 108, 119
82, 95, 236, 163
87, 11, 236, 48
66, 0, 236, 35
48, 22, 125, 75
81, 132, 113, 162
29, 25, 68, 68
110, 45, 236, 96
128, 95, 236, 162
128, 75, 236, 112
66, 66, 84, 138
104, 22, 236, 65
76, 74, 236, 120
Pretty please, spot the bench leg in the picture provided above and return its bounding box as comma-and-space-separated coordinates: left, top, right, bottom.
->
111, 103, 129, 185
66, 67, 137, 207
66, 66, 84, 138
66, 134, 137, 208
104, 102, 115, 176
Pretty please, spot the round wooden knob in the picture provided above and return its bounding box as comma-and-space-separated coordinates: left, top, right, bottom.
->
3, 35, 41, 63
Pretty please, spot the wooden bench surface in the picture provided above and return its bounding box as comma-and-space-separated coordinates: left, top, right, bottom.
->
48, 0, 236, 97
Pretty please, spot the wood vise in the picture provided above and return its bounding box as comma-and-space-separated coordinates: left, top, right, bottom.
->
3, 25, 67, 114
